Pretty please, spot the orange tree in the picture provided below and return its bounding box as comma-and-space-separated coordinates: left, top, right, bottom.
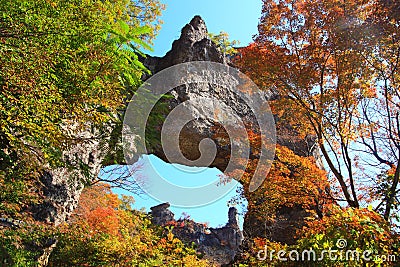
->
233, 206, 399, 267
234, 0, 400, 222
239, 144, 330, 226
222, 126, 330, 242
48, 183, 211, 267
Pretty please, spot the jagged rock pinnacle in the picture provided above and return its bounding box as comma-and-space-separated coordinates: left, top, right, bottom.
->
141, 15, 225, 74
180, 15, 209, 44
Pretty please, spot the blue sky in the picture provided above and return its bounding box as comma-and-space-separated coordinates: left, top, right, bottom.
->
149, 0, 262, 57
110, 0, 262, 228
111, 155, 247, 228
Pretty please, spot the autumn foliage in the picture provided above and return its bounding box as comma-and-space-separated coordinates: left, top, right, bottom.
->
232, 0, 399, 265
235, 0, 400, 222
297, 205, 399, 266
1, 0, 400, 265
234, 205, 399, 266
48, 183, 211, 266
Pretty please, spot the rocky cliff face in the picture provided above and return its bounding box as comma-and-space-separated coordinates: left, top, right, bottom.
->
33, 126, 109, 225
31, 15, 323, 263
32, 16, 232, 226
141, 15, 273, 172
140, 15, 322, 171
150, 203, 243, 266
140, 15, 322, 246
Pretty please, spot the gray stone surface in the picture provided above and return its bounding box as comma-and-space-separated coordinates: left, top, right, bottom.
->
150, 202, 175, 225
140, 16, 274, 173
141, 16, 225, 74
139, 15, 322, 248
33, 124, 111, 225
150, 203, 243, 266
30, 15, 324, 264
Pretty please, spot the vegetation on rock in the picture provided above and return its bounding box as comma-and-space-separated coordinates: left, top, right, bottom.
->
1, 0, 399, 266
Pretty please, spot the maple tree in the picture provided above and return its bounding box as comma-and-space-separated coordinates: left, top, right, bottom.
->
230, 129, 398, 265
220, 126, 331, 241
234, 0, 400, 221
353, 0, 400, 221
239, 143, 330, 220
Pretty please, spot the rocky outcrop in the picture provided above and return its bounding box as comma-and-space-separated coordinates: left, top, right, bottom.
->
150, 203, 175, 225
33, 124, 111, 225
242, 205, 311, 245
30, 15, 323, 257
150, 203, 243, 266
139, 15, 322, 246
32, 15, 234, 227
141, 16, 225, 74
140, 16, 274, 172
140, 15, 321, 171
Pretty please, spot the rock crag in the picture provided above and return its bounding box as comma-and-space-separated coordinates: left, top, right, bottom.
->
140, 15, 322, 246
150, 203, 243, 266
31, 15, 324, 263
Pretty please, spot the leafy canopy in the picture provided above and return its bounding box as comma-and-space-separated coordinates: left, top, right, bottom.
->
0, 0, 164, 217
235, 0, 400, 221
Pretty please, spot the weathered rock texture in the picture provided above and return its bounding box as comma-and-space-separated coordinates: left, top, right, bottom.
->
31, 15, 324, 263
150, 202, 174, 225
140, 15, 322, 246
141, 15, 321, 169
141, 16, 225, 75
242, 205, 311, 245
32, 123, 114, 226
141, 15, 273, 173
150, 203, 243, 266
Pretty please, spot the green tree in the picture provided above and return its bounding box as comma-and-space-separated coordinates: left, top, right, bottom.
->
209, 31, 239, 57
0, 0, 164, 264
0, 0, 164, 217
